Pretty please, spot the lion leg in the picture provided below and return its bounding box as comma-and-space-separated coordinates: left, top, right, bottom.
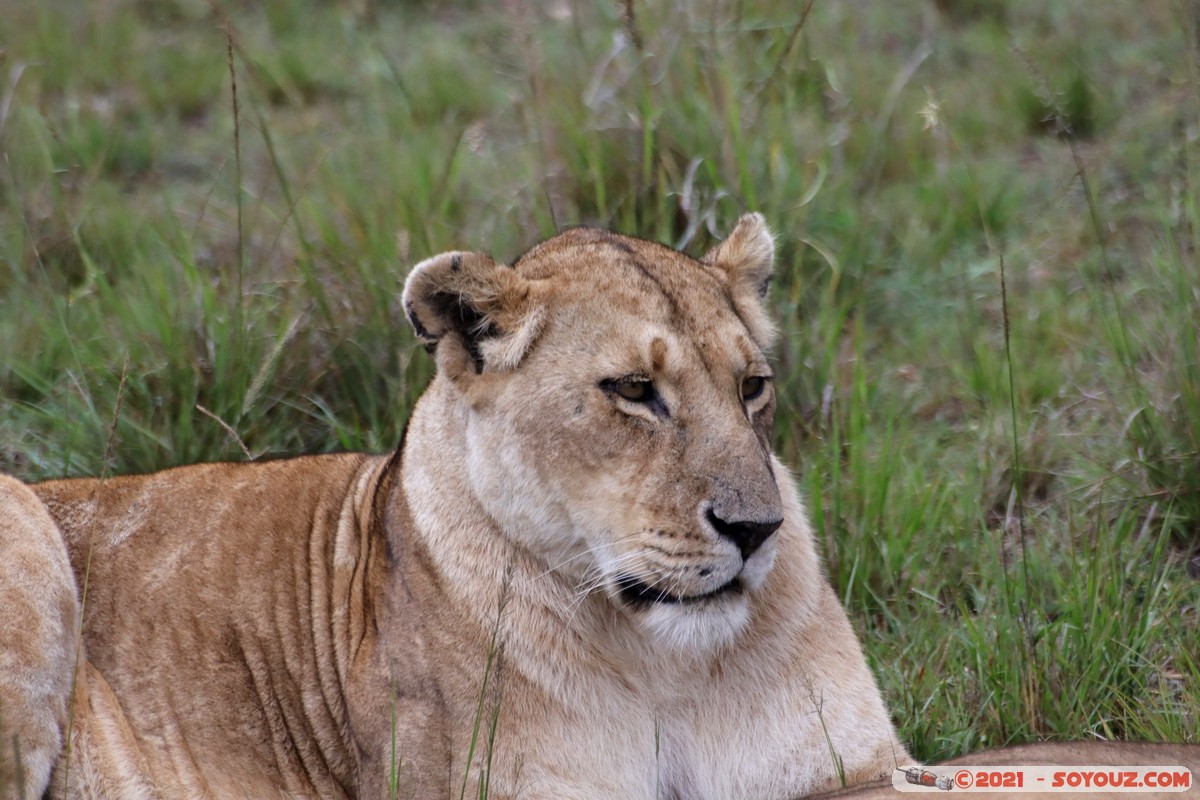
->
45, 661, 161, 800
0, 475, 80, 799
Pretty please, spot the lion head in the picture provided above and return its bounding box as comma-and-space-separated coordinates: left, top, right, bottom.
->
402, 214, 786, 650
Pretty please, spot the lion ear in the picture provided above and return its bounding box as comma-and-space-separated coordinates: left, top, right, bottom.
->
402, 251, 544, 381
701, 213, 777, 347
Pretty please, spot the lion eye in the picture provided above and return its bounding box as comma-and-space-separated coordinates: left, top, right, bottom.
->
741, 376, 767, 401
615, 381, 653, 402
600, 377, 669, 417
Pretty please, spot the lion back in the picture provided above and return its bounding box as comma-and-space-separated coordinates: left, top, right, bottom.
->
16, 453, 391, 798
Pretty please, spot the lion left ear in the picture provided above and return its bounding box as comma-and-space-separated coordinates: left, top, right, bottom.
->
701, 213, 777, 347
402, 250, 544, 382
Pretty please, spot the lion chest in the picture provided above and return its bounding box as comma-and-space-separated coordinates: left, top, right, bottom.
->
464, 645, 831, 800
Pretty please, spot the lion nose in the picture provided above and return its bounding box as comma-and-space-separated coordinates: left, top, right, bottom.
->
705, 509, 783, 560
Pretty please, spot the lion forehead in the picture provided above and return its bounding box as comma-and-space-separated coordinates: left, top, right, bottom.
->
511, 232, 755, 359
515, 229, 727, 301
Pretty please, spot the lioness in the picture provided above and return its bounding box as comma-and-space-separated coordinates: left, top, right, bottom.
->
0, 215, 1194, 799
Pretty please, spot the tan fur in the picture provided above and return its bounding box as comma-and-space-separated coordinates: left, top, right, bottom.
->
0, 476, 79, 798
0, 216, 1193, 799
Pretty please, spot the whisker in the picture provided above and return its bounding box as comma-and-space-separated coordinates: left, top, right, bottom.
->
526, 531, 647, 583
563, 551, 645, 624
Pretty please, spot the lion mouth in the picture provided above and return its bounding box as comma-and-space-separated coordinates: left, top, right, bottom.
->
615, 575, 744, 607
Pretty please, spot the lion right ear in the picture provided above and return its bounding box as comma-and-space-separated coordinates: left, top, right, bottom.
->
402, 251, 544, 382
701, 213, 777, 348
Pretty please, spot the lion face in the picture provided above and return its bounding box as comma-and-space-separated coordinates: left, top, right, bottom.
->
403, 214, 785, 649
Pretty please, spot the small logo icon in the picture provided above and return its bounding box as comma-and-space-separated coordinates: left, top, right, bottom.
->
900, 767, 955, 791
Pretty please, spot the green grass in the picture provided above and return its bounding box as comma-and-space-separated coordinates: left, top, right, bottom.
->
1, 0, 1198, 784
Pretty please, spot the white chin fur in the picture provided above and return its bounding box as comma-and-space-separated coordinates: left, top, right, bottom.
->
639, 596, 753, 653
614, 539, 778, 653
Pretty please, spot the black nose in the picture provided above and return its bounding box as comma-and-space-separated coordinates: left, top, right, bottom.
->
706, 509, 783, 560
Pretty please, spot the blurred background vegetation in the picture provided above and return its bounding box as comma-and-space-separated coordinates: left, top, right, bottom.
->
0, 0, 1197, 767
